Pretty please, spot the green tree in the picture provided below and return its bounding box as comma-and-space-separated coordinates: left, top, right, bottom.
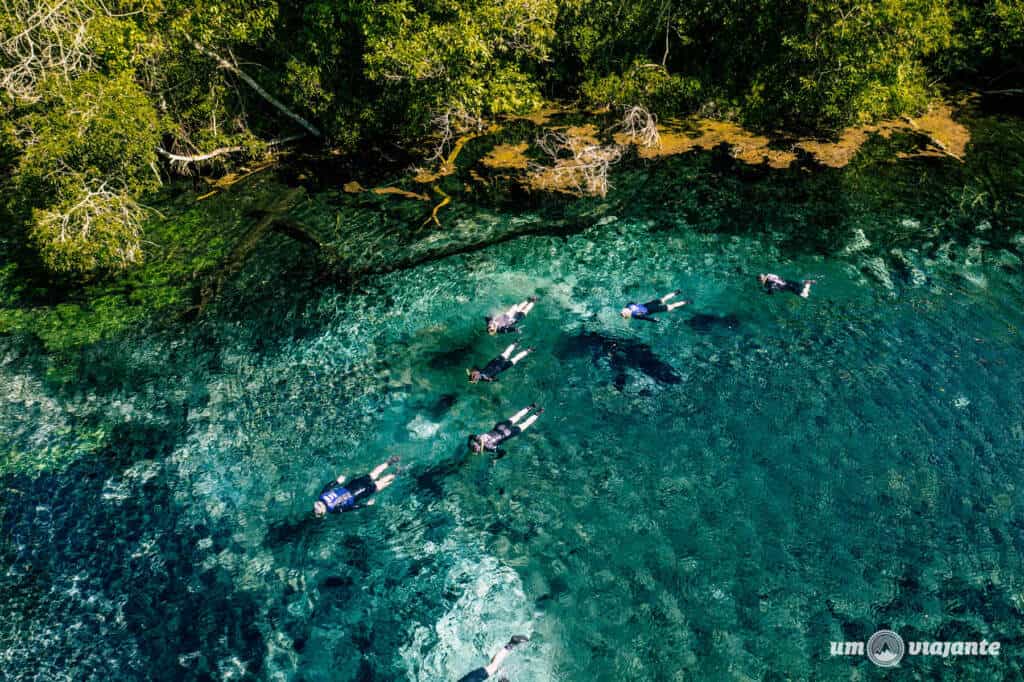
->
746, 0, 955, 130
363, 0, 557, 136
12, 73, 160, 273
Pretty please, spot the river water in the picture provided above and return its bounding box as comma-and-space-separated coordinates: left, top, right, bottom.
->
2, 139, 1024, 680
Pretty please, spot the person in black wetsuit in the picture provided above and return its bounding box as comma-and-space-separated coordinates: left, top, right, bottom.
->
312, 456, 399, 518
758, 273, 815, 298
620, 289, 690, 322
458, 635, 529, 682
468, 404, 543, 453
468, 343, 534, 383
487, 296, 538, 335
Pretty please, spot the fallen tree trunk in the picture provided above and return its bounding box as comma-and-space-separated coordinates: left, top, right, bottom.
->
900, 116, 963, 162
191, 40, 322, 138
157, 144, 244, 164
184, 187, 306, 318
272, 218, 323, 249
156, 134, 305, 165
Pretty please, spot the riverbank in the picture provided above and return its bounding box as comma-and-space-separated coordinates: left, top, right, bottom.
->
471, 97, 972, 187
0, 93, 1021, 367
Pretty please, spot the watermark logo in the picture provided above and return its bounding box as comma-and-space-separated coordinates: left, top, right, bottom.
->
831, 630, 1001, 667
865, 630, 904, 668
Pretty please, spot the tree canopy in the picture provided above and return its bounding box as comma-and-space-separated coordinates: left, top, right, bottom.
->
1, 0, 1021, 274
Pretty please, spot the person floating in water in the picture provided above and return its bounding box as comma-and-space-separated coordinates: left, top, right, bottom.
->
468, 404, 543, 453
313, 456, 399, 517
758, 273, 815, 298
487, 296, 538, 335
620, 289, 690, 323
468, 343, 535, 383
458, 635, 530, 682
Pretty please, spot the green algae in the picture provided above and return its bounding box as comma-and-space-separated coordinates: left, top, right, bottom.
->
0, 179, 279, 359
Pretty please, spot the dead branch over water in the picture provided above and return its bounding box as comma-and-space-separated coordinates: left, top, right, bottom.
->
616, 105, 661, 149
528, 130, 623, 197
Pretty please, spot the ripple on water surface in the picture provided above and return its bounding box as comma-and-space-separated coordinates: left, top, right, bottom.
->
2, 203, 1024, 681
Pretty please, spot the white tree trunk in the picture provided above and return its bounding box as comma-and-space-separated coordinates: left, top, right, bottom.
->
191, 40, 322, 138
156, 134, 305, 165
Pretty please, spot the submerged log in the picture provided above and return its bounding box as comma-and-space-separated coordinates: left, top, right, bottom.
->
184, 187, 307, 318
372, 186, 430, 201
271, 218, 323, 249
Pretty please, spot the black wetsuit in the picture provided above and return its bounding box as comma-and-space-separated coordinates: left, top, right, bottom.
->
489, 311, 525, 334
317, 475, 377, 513
763, 277, 805, 296
457, 668, 490, 682
477, 420, 522, 451
477, 355, 514, 382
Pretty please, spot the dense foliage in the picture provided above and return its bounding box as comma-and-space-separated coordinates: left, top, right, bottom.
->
1, 0, 1021, 274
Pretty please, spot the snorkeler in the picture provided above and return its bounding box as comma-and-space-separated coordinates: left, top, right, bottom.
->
487, 296, 538, 335
458, 635, 530, 682
620, 289, 690, 323
312, 455, 399, 517
758, 273, 815, 298
468, 343, 535, 383
468, 405, 543, 453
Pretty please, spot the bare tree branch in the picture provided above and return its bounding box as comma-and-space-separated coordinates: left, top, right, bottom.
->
661, 2, 672, 67
426, 107, 485, 162
155, 133, 304, 170
0, 0, 97, 102
33, 178, 149, 270
616, 105, 661, 149
528, 131, 623, 197
190, 40, 322, 138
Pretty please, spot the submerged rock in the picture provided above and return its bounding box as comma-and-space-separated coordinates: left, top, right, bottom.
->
839, 228, 871, 255
407, 414, 441, 440
861, 256, 895, 290
890, 249, 928, 287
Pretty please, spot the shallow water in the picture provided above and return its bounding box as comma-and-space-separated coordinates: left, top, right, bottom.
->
3, 152, 1024, 681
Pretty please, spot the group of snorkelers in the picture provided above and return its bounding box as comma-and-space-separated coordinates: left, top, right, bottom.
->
311, 272, 814, 679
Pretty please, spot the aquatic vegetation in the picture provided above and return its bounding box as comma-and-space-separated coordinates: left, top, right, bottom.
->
3, 129, 1024, 679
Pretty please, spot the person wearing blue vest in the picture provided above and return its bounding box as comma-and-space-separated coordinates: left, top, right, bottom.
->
313, 455, 399, 518
458, 635, 529, 682
620, 289, 690, 322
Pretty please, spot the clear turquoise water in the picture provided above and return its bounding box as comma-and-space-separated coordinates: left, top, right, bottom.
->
3, 151, 1024, 681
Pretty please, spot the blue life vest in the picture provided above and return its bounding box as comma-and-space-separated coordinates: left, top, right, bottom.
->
319, 485, 356, 512
628, 303, 648, 316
